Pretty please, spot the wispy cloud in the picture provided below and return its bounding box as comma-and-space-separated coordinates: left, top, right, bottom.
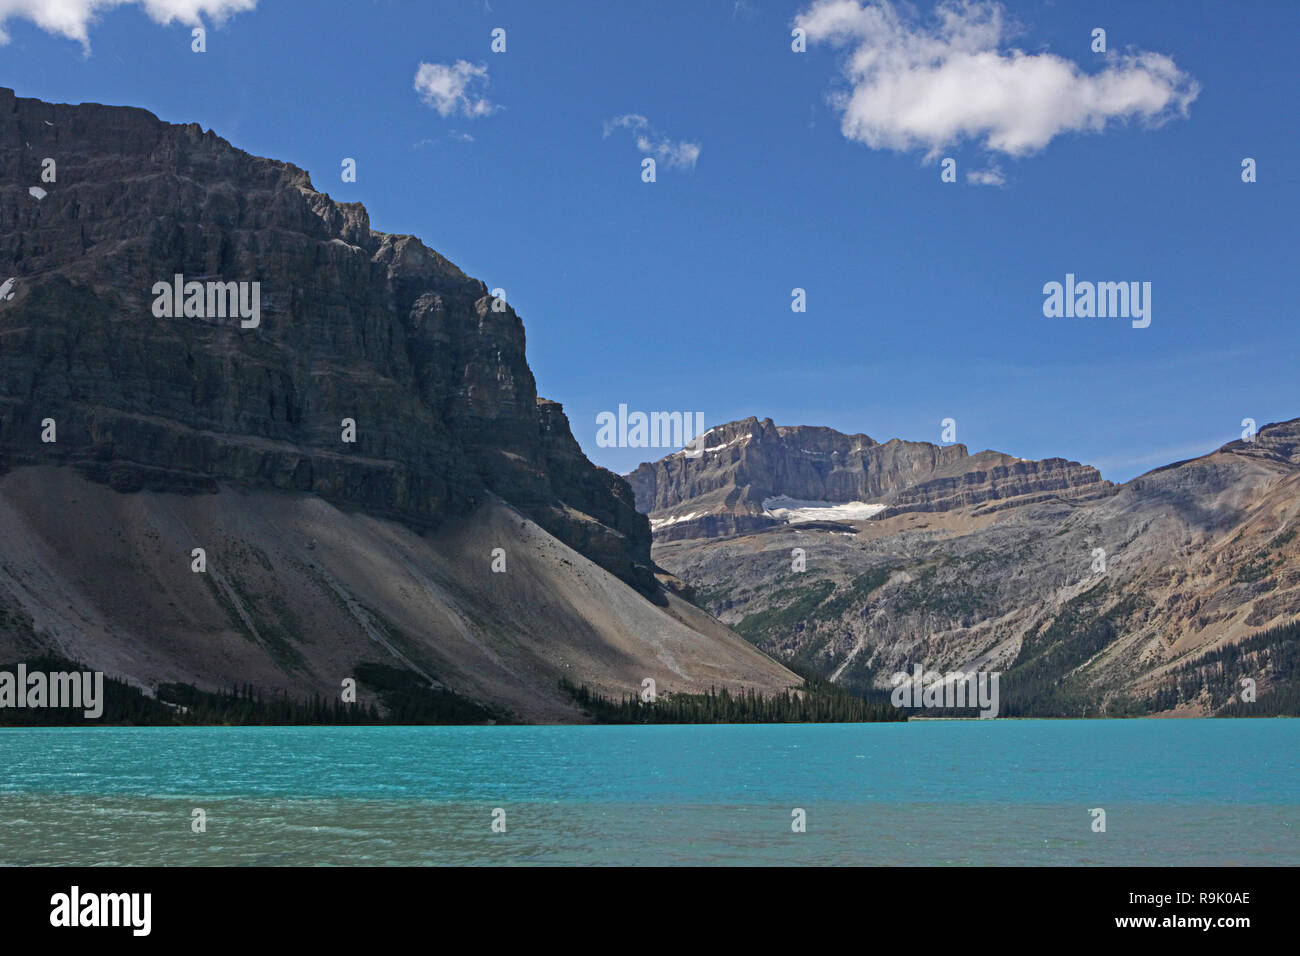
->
0, 0, 256, 49
414, 60, 497, 118
603, 114, 701, 170
794, 0, 1198, 161
967, 164, 1005, 186
1088, 438, 1225, 478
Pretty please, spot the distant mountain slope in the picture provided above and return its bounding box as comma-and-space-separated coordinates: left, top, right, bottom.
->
0, 89, 799, 718
628, 417, 1111, 541
637, 418, 1300, 715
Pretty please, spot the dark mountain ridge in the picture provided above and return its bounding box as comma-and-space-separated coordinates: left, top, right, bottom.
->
0, 86, 654, 592
0, 89, 799, 719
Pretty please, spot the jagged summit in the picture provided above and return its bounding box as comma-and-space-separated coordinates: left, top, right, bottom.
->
628, 416, 1111, 541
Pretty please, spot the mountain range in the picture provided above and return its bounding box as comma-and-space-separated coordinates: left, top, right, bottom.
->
629, 416, 1300, 715
3, 88, 1294, 722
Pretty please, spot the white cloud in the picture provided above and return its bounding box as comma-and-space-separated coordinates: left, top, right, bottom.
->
0, 0, 256, 48
603, 113, 649, 136
413, 60, 497, 119
604, 113, 701, 170
794, 0, 1199, 160
967, 163, 1004, 186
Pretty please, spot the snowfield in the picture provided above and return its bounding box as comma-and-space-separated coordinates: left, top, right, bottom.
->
761, 496, 887, 524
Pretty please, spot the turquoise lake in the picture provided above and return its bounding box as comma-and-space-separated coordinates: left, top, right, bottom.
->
0, 720, 1295, 865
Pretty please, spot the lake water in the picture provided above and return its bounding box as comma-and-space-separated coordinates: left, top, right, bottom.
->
0, 720, 1295, 865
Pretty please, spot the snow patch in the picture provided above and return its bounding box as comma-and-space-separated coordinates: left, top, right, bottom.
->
649, 511, 703, 530
670, 432, 751, 457
704, 434, 749, 453
762, 496, 886, 524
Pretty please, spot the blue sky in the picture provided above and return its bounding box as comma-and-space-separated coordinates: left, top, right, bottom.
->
2, 0, 1296, 482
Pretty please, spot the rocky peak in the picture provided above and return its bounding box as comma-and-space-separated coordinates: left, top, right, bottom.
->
1212, 419, 1300, 469
0, 88, 655, 591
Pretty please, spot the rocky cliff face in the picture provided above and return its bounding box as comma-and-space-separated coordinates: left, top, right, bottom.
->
628, 416, 1111, 540
0, 90, 801, 720
0, 87, 655, 593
